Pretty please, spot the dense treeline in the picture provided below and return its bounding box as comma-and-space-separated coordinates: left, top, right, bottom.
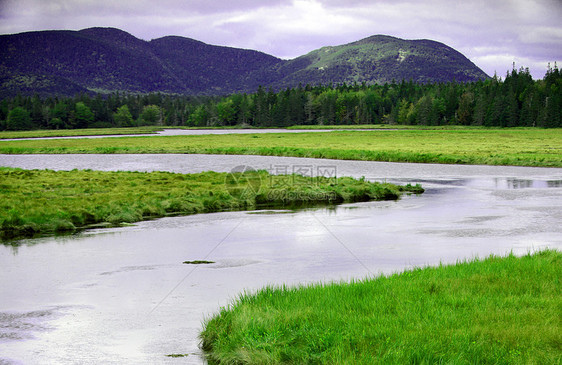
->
1, 65, 560, 130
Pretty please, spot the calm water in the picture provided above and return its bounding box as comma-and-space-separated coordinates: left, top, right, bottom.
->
1, 154, 561, 364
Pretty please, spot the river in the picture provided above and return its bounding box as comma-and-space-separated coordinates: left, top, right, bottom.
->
1, 154, 561, 364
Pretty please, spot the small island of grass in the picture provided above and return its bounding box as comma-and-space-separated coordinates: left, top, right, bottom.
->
183, 260, 215, 265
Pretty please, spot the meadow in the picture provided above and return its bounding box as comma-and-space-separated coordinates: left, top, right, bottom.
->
1, 128, 560, 167
0, 167, 422, 240
201, 250, 562, 364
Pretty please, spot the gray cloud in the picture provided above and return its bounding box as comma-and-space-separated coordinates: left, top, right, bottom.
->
0, 0, 561, 79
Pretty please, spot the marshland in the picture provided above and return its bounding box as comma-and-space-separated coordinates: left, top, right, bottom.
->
1, 141, 561, 363
1, 4, 561, 362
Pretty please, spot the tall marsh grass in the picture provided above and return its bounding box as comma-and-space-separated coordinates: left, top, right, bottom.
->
201, 250, 562, 364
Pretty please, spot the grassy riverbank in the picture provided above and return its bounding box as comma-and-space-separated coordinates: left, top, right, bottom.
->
286, 124, 502, 130
1, 129, 560, 167
0, 167, 422, 240
0, 126, 258, 139
201, 250, 562, 364
0, 126, 164, 139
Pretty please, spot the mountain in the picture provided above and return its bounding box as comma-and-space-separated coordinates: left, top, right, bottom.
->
265, 35, 489, 88
0, 27, 280, 96
0, 28, 489, 97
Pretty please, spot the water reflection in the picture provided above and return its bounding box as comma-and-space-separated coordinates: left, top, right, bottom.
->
500, 178, 562, 189
460, 178, 562, 190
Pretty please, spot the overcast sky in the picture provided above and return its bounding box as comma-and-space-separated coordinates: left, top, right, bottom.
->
1, 0, 561, 79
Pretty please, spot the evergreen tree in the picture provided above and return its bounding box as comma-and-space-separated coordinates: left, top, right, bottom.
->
457, 92, 474, 125
472, 94, 486, 126
431, 97, 446, 126
253, 86, 270, 126
415, 95, 433, 125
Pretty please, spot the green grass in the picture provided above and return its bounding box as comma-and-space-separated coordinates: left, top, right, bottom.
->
0, 167, 422, 240
287, 124, 399, 129
0, 126, 164, 139
286, 124, 499, 130
200, 250, 562, 365
1, 129, 560, 167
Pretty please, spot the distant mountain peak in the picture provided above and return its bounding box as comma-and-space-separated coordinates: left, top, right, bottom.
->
354, 34, 401, 43
78, 27, 150, 53
79, 27, 132, 36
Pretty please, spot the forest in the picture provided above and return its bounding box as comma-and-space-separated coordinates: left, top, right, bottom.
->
1, 64, 560, 130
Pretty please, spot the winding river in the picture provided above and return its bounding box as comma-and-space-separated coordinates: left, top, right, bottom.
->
1, 154, 561, 364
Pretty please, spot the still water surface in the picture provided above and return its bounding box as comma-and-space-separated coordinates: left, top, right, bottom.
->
1, 154, 561, 364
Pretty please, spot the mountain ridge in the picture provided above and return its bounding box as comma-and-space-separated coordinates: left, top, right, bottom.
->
0, 27, 489, 96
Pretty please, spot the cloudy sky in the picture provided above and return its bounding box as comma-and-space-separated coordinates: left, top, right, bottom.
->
1, 0, 561, 79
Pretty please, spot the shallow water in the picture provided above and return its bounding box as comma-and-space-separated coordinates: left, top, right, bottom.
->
1, 154, 561, 364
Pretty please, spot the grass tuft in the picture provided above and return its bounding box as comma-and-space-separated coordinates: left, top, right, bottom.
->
183, 260, 215, 265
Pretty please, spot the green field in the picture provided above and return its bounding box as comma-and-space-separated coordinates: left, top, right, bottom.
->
201, 250, 562, 364
0, 167, 422, 240
1, 128, 560, 167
